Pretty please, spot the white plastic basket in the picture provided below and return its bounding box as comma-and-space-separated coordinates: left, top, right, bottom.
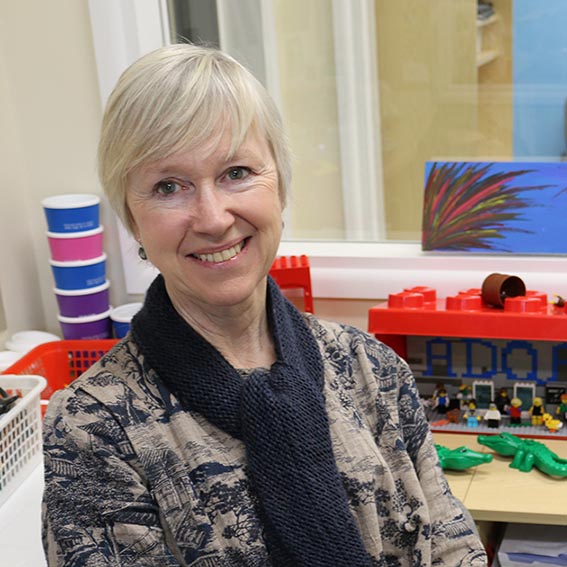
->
0, 375, 46, 508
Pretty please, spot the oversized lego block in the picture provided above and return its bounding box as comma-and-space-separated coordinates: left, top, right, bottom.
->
269, 255, 314, 314
369, 285, 567, 343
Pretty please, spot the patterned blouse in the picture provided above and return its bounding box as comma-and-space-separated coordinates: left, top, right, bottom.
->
42, 316, 487, 566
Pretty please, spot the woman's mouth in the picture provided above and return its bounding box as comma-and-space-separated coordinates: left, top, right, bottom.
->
191, 239, 246, 263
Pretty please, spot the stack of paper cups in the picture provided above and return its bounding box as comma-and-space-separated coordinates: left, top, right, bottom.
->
42, 194, 112, 339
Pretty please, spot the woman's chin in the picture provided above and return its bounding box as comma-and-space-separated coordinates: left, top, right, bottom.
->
176, 277, 266, 312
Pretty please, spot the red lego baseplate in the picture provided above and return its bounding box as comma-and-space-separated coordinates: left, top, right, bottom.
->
368, 285, 567, 358
269, 255, 314, 314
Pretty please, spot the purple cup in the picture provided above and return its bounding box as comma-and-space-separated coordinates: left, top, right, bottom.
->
57, 309, 112, 340
54, 281, 110, 317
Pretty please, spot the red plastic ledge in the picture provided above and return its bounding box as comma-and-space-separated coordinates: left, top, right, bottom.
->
368, 286, 567, 345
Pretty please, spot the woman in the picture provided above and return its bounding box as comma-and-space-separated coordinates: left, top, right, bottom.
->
42, 44, 487, 566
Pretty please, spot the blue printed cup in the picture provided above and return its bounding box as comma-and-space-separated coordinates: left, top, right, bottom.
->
111, 303, 143, 338
49, 254, 107, 290
42, 194, 100, 233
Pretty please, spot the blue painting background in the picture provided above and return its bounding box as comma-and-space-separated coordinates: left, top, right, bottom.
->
423, 161, 567, 254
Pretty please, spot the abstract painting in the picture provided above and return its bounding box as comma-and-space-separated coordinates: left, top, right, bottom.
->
422, 161, 567, 253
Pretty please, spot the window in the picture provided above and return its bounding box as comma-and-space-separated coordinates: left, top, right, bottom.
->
163, 0, 384, 242
88, 0, 567, 298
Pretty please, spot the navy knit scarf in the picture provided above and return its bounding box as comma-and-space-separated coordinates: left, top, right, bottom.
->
131, 275, 372, 566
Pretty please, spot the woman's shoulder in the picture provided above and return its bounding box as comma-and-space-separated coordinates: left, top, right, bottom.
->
45, 336, 159, 421
71, 337, 144, 387
303, 313, 368, 341
303, 313, 404, 367
302, 313, 414, 399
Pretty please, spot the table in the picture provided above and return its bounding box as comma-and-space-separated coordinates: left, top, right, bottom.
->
434, 432, 567, 525
0, 462, 46, 566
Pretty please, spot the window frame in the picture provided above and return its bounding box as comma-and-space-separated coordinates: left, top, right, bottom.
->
88, 0, 567, 300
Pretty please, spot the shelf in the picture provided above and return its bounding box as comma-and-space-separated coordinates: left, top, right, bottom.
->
368, 286, 567, 343
476, 49, 499, 68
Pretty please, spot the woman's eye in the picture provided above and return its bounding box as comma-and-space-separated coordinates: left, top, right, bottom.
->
155, 181, 180, 195
226, 167, 250, 181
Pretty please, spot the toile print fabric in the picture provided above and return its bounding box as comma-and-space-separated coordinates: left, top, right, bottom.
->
42, 316, 487, 566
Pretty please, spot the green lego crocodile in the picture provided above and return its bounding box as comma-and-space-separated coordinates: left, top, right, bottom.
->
435, 444, 493, 471
477, 432, 567, 477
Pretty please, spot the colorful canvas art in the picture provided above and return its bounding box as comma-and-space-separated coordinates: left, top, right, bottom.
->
422, 161, 567, 253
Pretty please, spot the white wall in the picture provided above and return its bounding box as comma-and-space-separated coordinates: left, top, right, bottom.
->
0, 0, 127, 342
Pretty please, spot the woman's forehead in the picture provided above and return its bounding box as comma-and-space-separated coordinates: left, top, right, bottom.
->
135, 126, 271, 175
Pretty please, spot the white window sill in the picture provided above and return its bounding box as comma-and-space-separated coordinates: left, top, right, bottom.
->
278, 241, 567, 300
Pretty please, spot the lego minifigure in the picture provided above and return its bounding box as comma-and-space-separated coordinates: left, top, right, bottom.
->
529, 397, 545, 426
431, 382, 445, 400
495, 387, 511, 414
434, 388, 450, 414
483, 402, 501, 429
456, 383, 472, 408
464, 400, 481, 428
556, 392, 567, 423
509, 397, 522, 425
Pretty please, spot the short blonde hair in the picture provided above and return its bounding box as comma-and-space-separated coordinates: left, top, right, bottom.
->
98, 43, 291, 233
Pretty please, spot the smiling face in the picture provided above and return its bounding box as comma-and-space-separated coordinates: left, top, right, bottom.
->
127, 126, 283, 316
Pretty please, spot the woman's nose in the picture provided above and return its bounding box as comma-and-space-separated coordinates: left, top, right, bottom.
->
190, 185, 234, 235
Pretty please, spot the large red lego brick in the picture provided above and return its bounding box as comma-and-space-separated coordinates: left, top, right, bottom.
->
269, 255, 314, 314
369, 286, 567, 343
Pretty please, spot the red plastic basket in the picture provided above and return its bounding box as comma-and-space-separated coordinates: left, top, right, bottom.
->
2, 340, 118, 407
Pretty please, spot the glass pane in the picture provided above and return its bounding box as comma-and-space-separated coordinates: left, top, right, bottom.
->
272, 0, 345, 240
167, 0, 219, 47
167, 0, 567, 243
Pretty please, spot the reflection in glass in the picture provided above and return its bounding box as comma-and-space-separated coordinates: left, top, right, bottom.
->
166, 0, 219, 47
166, 0, 567, 244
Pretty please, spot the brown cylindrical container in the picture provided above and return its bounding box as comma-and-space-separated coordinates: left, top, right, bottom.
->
481, 273, 526, 308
